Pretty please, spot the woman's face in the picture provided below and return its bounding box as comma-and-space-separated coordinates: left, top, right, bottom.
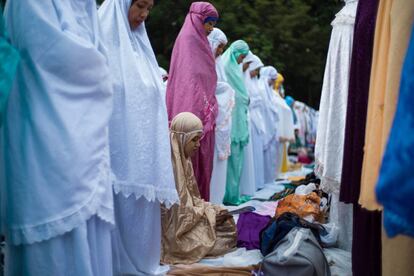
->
128, 0, 154, 30
215, 43, 226, 58
268, 78, 276, 86
236, 54, 246, 64
184, 133, 202, 158
243, 61, 251, 72
204, 21, 216, 36
250, 68, 260, 78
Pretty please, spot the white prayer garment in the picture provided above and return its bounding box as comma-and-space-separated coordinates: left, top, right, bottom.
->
314, 0, 358, 251
98, 0, 178, 274
208, 28, 235, 204
259, 66, 280, 184
1, 0, 115, 275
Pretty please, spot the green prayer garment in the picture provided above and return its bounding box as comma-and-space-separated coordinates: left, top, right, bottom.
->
221, 40, 250, 145
223, 142, 251, 205
222, 40, 251, 206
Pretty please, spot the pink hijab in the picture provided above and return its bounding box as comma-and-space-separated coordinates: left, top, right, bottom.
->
166, 2, 219, 133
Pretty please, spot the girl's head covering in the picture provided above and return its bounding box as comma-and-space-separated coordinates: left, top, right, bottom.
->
99, 0, 178, 206
170, 112, 203, 151
166, 2, 219, 133
221, 40, 250, 145
170, 112, 203, 194
208, 27, 227, 56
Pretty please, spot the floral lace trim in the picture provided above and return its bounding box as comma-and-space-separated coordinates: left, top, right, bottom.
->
331, 1, 357, 27
113, 181, 179, 209
331, 15, 356, 26
8, 173, 114, 246
315, 159, 341, 194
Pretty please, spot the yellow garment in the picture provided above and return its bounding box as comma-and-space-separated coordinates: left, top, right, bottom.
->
274, 73, 284, 93
288, 162, 302, 172
359, 0, 414, 210
161, 112, 237, 265
287, 176, 306, 182
281, 144, 289, 173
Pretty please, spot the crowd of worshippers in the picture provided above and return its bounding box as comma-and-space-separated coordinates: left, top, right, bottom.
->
0, 0, 317, 275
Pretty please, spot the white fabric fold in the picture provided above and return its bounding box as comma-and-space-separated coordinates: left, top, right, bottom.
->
274, 93, 295, 141
1, 0, 115, 245
209, 28, 234, 204
98, 0, 178, 206
314, 0, 358, 193
259, 66, 280, 149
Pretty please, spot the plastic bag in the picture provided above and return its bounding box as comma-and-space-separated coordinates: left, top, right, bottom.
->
295, 183, 317, 195
320, 222, 339, 247
323, 248, 352, 276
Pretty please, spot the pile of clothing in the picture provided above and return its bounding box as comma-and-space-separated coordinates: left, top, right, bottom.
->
231, 172, 338, 275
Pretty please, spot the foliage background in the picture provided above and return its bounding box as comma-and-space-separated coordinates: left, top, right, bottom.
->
2, 0, 343, 108
114, 0, 342, 108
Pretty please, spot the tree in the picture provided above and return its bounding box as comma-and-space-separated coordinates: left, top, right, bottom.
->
4, 0, 342, 107
145, 0, 342, 108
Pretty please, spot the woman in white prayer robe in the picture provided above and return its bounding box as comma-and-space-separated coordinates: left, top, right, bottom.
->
259, 66, 280, 184
208, 28, 235, 205
244, 54, 266, 190
98, 0, 179, 275
1, 1, 114, 275
238, 52, 257, 196
273, 84, 295, 175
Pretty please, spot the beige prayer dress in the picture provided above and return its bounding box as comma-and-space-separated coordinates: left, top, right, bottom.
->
161, 112, 237, 265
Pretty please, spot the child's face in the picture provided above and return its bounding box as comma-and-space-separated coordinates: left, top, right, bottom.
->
184, 134, 202, 158
204, 21, 216, 36
215, 43, 226, 58
128, 0, 153, 30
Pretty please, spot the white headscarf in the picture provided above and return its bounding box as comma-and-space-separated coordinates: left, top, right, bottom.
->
259, 66, 280, 148
208, 28, 228, 82
99, 0, 178, 206
242, 51, 255, 65
208, 27, 228, 56
2, 0, 114, 245
208, 28, 234, 160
